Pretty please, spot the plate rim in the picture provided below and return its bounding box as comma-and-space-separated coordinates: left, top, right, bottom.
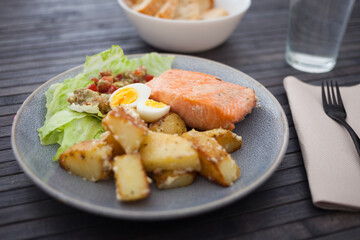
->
11, 53, 289, 220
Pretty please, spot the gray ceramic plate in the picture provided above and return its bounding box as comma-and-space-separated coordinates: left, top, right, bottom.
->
12, 54, 289, 220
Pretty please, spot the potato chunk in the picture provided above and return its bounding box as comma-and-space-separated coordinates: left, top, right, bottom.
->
140, 131, 200, 172
202, 128, 242, 153
102, 106, 148, 154
100, 131, 125, 157
113, 154, 150, 201
182, 130, 240, 187
153, 170, 196, 189
148, 112, 187, 135
59, 140, 113, 182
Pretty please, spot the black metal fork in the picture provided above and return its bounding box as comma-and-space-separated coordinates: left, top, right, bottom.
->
321, 80, 360, 157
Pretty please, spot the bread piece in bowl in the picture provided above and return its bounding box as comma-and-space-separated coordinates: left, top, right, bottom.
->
156, 0, 178, 19
134, 0, 167, 16
201, 8, 229, 20
174, 0, 200, 20
198, 0, 213, 14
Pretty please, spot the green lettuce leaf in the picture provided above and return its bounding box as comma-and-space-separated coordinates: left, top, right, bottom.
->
83, 45, 174, 78
38, 45, 174, 160
44, 73, 91, 120
53, 116, 105, 160
39, 109, 89, 145
131, 52, 174, 76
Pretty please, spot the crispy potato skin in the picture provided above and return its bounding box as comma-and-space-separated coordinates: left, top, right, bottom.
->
182, 130, 240, 187
59, 104, 243, 203
202, 128, 242, 153
59, 140, 113, 182
140, 131, 200, 172
148, 112, 187, 135
113, 154, 150, 201
153, 170, 196, 189
103, 106, 148, 154
100, 131, 125, 157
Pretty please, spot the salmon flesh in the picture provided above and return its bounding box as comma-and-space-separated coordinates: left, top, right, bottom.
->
146, 69, 256, 130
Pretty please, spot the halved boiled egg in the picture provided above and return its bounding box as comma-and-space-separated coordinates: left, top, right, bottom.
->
109, 83, 151, 109
136, 99, 170, 122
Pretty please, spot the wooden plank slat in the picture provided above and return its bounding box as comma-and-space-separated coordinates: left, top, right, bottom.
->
0, 137, 12, 151
0, 94, 29, 108
0, 161, 22, 177
0, 116, 15, 129
31, 200, 325, 240
0, 212, 105, 239
0, 149, 16, 164
146, 200, 325, 240
0, 104, 21, 116
257, 165, 306, 192
0, 199, 75, 226
0, 84, 41, 98
315, 227, 360, 240
0, 125, 11, 138
0, 186, 50, 209
0, 173, 33, 192
277, 152, 303, 171
230, 212, 360, 240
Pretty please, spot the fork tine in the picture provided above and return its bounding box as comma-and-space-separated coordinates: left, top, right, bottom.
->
330, 81, 337, 105
326, 81, 333, 105
321, 81, 327, 107
335, 81, 344, 107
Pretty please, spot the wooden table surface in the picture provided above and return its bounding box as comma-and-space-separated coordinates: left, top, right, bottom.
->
1, 0, 360, 239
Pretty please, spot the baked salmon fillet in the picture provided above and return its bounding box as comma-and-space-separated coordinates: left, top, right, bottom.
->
146, 69, 256, 130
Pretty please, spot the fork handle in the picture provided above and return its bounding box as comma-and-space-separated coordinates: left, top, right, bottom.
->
334, 117, 360, 157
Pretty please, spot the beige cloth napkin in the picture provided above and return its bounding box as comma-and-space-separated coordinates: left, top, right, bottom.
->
283, 76, 360, 212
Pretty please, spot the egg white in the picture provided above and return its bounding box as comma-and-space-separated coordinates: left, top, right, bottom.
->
109, 83, 151, 109
136, 99, 170, 122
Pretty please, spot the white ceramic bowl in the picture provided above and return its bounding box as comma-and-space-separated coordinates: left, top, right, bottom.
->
117, 0, 251, 53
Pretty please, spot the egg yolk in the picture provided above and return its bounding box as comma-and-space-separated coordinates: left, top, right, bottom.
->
111, 88, 138, 107
145, 99, 167, 108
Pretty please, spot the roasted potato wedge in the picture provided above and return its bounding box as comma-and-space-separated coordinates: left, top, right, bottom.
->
59, 140, 113, 182
148, 112, 187, 135
113, 154, 150, 201
100, 131, 125, 157
153, 170, 196, 189
103, 106, 148, 154
202, 128, 242, 153
140, 131, 200, 172
182, 130, 240, 187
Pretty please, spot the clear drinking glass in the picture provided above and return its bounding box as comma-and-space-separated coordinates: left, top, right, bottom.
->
285, 0, 355, 73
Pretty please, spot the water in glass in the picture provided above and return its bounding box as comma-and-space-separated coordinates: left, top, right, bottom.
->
286, 0, 354, 73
